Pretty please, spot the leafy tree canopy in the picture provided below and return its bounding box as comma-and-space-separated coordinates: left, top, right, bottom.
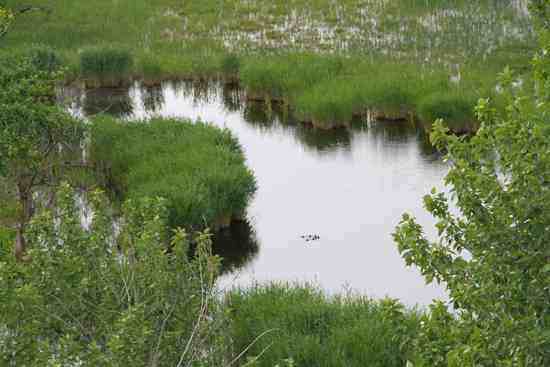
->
394, 2, 550, 365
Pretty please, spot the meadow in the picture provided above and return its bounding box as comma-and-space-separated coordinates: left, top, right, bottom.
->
2, 0, 535, 131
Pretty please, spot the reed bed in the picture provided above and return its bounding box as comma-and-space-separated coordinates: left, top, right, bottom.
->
227, 283, 421, 367
90, 117, 257, 230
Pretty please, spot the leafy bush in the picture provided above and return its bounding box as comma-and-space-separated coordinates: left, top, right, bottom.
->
90, 117, 256, 230
394, 67, 550, 365
0, 184, 228, 365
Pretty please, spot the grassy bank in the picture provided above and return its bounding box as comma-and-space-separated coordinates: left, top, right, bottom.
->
90, 117, 256, 230
2, 0, 535, 131
227, 283, 420, 366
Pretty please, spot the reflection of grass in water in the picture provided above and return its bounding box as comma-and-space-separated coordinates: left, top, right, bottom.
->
212, 220, 260, 274
83, 87, 134, 118
222, 84, 245, 113
140, 85, 165, 112
294, 124, 352, 154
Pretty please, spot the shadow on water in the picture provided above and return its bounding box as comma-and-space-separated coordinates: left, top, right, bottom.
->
243, 99, 353, 155
83, 88, 134, 118
212, 220, 260, 274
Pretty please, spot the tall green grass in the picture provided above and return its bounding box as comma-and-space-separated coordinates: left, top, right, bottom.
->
240, 54, 343, 101
90, 117, 256, 230
417, 92, 478, 133
80, 45, 134, 87
227, 283, 420, 367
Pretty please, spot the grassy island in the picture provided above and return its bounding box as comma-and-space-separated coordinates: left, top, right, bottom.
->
90, 117, 256, 230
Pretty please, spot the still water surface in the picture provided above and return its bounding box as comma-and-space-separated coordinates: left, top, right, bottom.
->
66, 81, 449, 306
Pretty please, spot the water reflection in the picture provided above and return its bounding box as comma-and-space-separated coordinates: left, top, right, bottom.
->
212, 220, 260, 274
67, 80, 449, 306
83, 87, 134, 118
141, 85, 165, 113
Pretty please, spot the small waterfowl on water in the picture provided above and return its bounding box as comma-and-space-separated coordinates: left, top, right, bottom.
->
301, 234, 320, 243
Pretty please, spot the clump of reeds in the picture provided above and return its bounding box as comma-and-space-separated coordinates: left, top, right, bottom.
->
90, 117, 257, 230
80, 45, 134, 87
240, 53, 343, 102
417, 92, 478, 133
137, 54, 164, 86
221, 53, 241, 83
294, 77, 359, 128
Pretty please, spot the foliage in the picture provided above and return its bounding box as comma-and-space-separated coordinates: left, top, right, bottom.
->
27, 44, 62, 72
228, 283, 420, 367
0, 5, 14, 39
394, 68, 550, 366
0, 54, 85, 260
90, 117, 256, 230
0, 184, 229, 365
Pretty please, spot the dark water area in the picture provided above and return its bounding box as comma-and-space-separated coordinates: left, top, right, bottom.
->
63, 80, 449, 306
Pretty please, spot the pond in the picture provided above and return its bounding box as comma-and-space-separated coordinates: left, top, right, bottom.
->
64, 80, 449, 306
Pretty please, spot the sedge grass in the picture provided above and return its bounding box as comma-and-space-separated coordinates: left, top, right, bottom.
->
90, 117, 257, 230
227, 283, 421, 367
79, 45, 134, 87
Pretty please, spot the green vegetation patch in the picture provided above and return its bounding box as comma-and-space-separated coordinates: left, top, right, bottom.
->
228, 283, 420, 366
80, 45, 134, 87
90, 117, 256, 229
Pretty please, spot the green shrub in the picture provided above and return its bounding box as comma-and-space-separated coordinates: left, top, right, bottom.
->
228, 283, 420, 367
80, 45, 133, 85
0, 185, 228, 365
90, 117, 256, 230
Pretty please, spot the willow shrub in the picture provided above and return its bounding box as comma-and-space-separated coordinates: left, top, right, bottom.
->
227, 283, 420, 367
0, 184, 229, 365
90, 117, 256, 230
394, 64, 550, 365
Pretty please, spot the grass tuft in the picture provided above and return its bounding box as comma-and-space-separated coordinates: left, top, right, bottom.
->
80, 45, 134, 87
